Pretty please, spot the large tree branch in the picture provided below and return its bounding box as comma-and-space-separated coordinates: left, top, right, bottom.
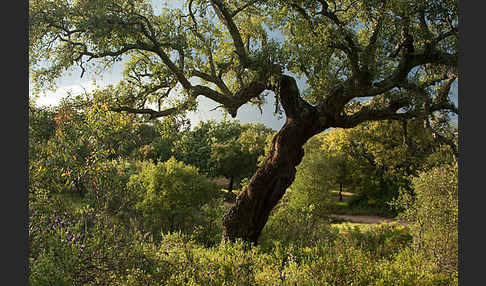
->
194, 81, 267, 117
110, 106, 179, 119
188, 0, 232, 97
331, 75, 458, 129
145, 45, 193, 90
331, 100, 455, 129
110, 89, 191, 119
209, 0, 249, 67
277, 75, 317, 120
231, 0, 261, 17
318, 1, 361, 75
105, 13, 193, 91
361, 50, 457, 97
116, 80, 265, 119
190, 70, 233, 96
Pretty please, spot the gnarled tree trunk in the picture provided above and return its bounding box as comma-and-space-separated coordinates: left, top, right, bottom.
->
221, 75, 327, 244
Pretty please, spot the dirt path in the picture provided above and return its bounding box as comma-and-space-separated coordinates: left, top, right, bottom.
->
328, 214, 409, 226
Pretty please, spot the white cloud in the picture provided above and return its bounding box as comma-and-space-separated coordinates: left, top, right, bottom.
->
31, 82, 99, 107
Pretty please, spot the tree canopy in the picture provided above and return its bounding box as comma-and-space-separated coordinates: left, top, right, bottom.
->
30, 0, 457, 124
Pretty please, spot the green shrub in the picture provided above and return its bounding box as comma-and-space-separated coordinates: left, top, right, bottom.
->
393, 163, 458, 273
29, 204, 456, 286
127, 158, 222, 241
190, 200, 226, 247
259, 192, 339, 250
81, 159, 142, 223
148, 232, 455, 286
333, 222, 413, 259
374, 247, 458, 286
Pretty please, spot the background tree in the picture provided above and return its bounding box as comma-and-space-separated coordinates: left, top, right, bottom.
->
319, 116, 456, 216
172, 119, 244, 175
320, 130, 355, 202
28, 102, 56, 149
132, 115, 190, 162
29, 0, 458, 244
210, 139, 249, 195
210, 124, 271, 195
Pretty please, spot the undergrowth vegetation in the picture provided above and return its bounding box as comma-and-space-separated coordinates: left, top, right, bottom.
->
29, 200, 456, 286
28, 96, 458, 285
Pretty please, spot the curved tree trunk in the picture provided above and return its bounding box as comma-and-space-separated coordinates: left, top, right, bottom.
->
221, 76, 327, 244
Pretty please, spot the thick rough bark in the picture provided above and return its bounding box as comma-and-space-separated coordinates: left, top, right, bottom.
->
221, 75, 326, 244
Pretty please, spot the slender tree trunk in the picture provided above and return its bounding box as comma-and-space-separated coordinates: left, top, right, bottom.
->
228, 176, 234, 194
339, 183, 343, 202
221, 76, 326, 244
224, 176, 236, 202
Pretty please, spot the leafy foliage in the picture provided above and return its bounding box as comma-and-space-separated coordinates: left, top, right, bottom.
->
172, 119, 273, 186
393, 162, 458, 273
128, 158, 221, 241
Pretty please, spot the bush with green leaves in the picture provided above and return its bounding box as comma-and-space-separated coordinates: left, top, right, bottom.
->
149, 229, 455, 286
28, 103, 56, 161
80, 159, 143, 224
189, 200, 226, 247
333, 222, 413, 259
393, 163, 458, 273
29, 179, 454, 286
127, 157, 222, 241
